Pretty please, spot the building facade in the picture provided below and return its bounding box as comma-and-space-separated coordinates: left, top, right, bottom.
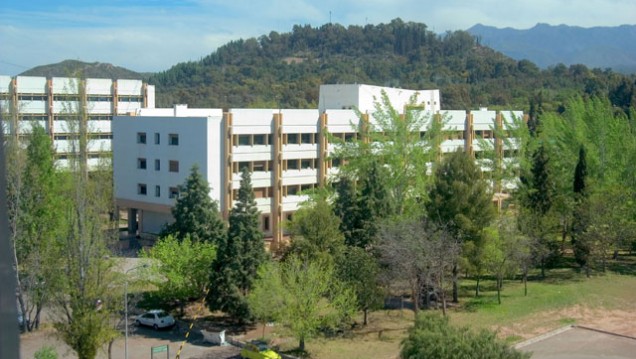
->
113, 85, 522, 249
0, 75, 155, 168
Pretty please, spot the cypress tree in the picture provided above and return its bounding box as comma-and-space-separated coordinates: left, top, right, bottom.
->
572, 146, 591, 275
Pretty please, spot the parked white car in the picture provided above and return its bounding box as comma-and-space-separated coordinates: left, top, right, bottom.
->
135, 310, 175, 330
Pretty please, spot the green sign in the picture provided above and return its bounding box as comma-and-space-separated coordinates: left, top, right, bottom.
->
152, 345, 168, 354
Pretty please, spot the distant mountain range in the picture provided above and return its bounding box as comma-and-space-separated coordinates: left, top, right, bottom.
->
20, 59, 143, 79
467, 23, 636, 73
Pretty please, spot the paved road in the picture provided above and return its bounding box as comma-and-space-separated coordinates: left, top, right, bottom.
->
20, 324, 243, 359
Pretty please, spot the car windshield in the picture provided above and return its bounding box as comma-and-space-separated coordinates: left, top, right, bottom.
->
254, 342, 269, 351
156, 312, 170, 318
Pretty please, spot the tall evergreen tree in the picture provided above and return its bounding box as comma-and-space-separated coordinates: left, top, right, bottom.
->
163, 164, 225, 243
427, 149, 495, 303
572, 146, 591, 275
517, 144, 557, 278
207, 167, 266, 322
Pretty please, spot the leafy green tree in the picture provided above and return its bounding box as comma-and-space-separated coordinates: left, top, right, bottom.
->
53, 169, 118, 359
247, 263, 285, 338
336, 246, 383, 325
141, 235, 216, 309
333, 91, 444, 216
248, 256, 356, 352
163, 164, 225, 243
427, 149, 495, 302
285, 196, 346, 263
207, 168, 267, 322
7, 124, 65, 331
401, 312, 530, 359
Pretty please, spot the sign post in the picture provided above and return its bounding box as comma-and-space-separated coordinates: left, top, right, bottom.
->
151, 344, 169, 359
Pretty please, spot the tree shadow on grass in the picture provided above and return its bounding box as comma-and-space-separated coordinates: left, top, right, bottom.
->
606, 255, 636, 276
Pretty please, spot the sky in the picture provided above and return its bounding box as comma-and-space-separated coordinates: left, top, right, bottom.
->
1, 0, 635, 76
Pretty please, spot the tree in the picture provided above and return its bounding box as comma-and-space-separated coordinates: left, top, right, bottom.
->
377, 219, 459, 313
7, 124, 65, 332
401, 312, 530, 359
517, 144, 558, 278
248, 256, 356, 352
52, 166, 118, 359
163, 164, 225, 243
335, 246, 383, 325
572, 146, 591, 275
207, 167, 267, 322
332, 91, 444, 216
427, 149, 495, 302
285, 196, 345, 263
141, 235, 216, 310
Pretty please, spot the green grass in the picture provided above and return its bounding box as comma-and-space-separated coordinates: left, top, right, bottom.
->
267, 255, 636, 359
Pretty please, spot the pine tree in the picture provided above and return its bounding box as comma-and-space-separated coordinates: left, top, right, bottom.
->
207, 167, 266, 322
164, 164, 225, 243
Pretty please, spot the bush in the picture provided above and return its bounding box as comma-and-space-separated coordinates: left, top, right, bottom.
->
401, 313, 530, 359
34, 346, 58, 359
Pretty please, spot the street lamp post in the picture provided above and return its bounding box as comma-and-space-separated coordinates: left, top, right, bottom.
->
125, 264, 148, 359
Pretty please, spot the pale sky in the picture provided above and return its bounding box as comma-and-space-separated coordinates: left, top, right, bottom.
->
1, 0, 634, 75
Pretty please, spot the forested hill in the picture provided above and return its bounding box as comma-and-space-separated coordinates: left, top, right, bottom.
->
148, 19, 636, 112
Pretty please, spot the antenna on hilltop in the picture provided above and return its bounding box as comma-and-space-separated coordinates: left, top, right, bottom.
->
329, 11, 332, 24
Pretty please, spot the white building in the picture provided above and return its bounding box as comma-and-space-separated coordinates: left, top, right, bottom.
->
318, 84, 441, 113
0, 75, 155, 168
113, 85, 523, 249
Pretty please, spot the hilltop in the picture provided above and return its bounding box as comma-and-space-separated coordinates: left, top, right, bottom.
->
148, 19, 636, 111
20, 59, 143, 80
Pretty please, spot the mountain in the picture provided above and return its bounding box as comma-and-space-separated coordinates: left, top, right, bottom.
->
467, 23, 636, 73
148, 19, 635, 112
20, 59, 143, 79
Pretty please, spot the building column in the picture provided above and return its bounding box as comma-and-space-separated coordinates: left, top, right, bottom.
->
465, 111, 474, 157
494, 112, 504, 194
47, 78, 54, 140
271, 112, 283, 251
318, 112, 329, 187
222, 112, 233, 221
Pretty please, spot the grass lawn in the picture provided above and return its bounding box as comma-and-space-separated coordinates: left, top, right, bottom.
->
269, 254, 636, 359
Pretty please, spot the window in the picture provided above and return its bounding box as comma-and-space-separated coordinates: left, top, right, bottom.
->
169, 133, 179, 146
253, 161, 267, 172
263, 215, 270, 231
287, 185, 299, 196
286, 133, 299, 144
169, 160, 179, 173
137, 158, 147, 169
137, 132, 146, 144
301, 184, 314, 192
287, 159, 299, 170
253, 134, 266, 145
301, 133, 313, 144
137, 183, 147, 195
238, 135, 251, 146
301, 158, 314, 169
169, 187, 179, 199
154, 159, 160, 171
344, 133, 356, 142
154, 133, 160, 144
155, 185, 161, 197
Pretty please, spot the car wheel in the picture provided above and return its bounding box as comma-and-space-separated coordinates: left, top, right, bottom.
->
153, 324, 158, 330
135, 320, 141, 326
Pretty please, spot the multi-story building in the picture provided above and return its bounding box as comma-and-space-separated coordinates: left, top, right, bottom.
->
113, 85, 522, 249
0, 75, 155, 168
